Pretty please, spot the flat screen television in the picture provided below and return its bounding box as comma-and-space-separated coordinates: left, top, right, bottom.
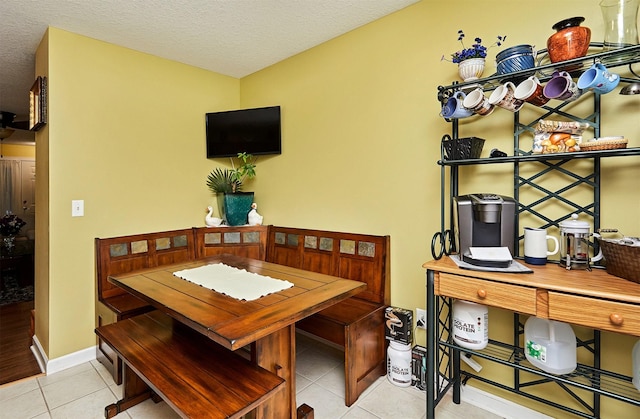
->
206, 106, 281, 158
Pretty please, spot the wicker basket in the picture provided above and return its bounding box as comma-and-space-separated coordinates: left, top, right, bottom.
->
598, 238, 640, 283
580, 138, 628, 151
441, 135, 485, 160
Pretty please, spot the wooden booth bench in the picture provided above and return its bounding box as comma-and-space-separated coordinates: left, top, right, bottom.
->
95, 224, 389, 407
95, 225, 268, 384
266, 226, 390, 406
96, 310, 284, 418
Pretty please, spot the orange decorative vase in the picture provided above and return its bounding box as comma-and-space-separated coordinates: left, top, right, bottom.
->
547, 17, 591, 63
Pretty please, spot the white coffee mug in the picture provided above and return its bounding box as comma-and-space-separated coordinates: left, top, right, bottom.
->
524, 227, 559, 265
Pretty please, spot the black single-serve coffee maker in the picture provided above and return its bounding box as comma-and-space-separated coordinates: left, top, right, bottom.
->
454, 193, 517, 258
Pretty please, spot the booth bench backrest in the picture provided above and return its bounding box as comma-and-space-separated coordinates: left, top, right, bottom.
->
96, 225, 387, 306
96, 226, 270, 305
96, 228, 196, 303
265, 226, 390, 305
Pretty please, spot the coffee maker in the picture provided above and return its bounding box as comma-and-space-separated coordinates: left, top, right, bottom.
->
454, 193, 517, 257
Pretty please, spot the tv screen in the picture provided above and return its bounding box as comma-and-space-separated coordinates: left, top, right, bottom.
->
206, 106, 281, 158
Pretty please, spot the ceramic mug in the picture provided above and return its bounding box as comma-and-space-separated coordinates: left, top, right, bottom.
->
543, 71, 582, 102
524, 227, 559, 265
577, 62, 620, 94
515, 76, 550, 107
441, 91, 473, 119
463, 88, 495, 116
489, 81, 524, 112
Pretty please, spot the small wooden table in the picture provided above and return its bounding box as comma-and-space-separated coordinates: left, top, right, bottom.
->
108, 254, 366, 419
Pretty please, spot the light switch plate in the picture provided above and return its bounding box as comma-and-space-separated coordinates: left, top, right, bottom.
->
72, 200, 84, 217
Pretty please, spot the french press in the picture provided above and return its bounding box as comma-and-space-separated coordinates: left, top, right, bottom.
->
558, 213, 603, 270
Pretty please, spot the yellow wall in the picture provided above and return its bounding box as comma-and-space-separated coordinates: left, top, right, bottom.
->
242, 1, 640, 417
0, 144, 35, 158
35, 0, 640, 417
39, 27, 240, 359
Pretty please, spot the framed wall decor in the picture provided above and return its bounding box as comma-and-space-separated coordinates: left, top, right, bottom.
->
29, 76, 47, 131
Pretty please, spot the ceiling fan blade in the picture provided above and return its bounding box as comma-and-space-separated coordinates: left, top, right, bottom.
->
9, 120, 30, 131
0, 111, 30, 131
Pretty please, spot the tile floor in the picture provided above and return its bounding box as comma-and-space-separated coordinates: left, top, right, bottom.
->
0, 333, 502, 419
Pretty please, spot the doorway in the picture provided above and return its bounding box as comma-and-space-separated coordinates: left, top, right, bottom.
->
0, 157, 39, 384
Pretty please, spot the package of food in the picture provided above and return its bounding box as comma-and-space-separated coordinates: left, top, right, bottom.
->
532, 132, 582, 154
536, 119, 590, 135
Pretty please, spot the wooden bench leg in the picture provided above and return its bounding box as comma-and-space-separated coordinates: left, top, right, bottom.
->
296, 403, 314, 419
104, 364, 153, 418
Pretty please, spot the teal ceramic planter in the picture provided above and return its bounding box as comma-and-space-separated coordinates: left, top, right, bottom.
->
217, 192, 254, 226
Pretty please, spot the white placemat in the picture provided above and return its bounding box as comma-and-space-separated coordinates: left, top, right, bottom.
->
173, 263, 294, 301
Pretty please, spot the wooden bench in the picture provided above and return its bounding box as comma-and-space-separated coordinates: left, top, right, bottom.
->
95, 310, 284, 418
95, 228, 196, 384
96, 225, 269, 384
265, 226, 390, 406
95, 224, 388, 408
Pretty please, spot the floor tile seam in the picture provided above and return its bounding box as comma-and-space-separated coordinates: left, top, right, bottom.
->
296, 361, 343, 382
339, 405, 383, 419
36, 380, 52, 415
91, 361, 115, 388
46, 385, 114, 414
311, 378, 345, 398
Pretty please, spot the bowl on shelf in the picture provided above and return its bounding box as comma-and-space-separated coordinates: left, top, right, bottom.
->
496, 45, 536, 81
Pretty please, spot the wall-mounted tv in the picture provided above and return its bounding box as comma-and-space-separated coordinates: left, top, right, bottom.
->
206, 106, 281, 158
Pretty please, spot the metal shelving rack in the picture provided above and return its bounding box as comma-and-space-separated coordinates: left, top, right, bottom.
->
430, 44, 640, 418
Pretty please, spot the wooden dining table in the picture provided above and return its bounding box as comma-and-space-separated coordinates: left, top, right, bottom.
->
107, 253, 366, 419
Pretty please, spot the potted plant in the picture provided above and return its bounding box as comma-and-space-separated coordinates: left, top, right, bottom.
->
0, 211, 26, 252
442, 30, 507, 82
206, 152, 257, 226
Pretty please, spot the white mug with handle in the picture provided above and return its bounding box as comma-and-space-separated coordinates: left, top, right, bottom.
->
524, 227, 559, 265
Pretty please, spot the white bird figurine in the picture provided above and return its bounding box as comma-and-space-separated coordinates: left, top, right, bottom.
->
205, 206, 223, 227
247, 203, 263, 226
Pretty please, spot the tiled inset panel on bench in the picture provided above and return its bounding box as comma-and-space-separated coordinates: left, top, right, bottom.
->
358, 241, 376, 257
131, 240, 148, 254
287, 234, 299, 247
173, 235, 188, 247
243, 231, 261, 243
156, 237, 171, 250
340, 239, 356, 255
304, 236, 318, 249
274, 232, 286, 245
109, 243, 129, 257
319, 237, 333, 252
223, 232, 241, 244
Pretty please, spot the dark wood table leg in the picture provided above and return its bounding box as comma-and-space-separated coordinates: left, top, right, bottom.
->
253, 325, 296, 419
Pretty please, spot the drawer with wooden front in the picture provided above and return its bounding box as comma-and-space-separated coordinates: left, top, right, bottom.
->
548, 292, 640, 336
437, 273, 537, 315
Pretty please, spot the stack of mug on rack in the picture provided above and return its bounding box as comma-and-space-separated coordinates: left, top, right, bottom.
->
440, 62, 621, 120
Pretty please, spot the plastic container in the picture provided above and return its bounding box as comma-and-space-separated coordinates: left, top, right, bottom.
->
524, 317, 576, 375
452, 300, 489, 350
387, 341, 412, 387
633, 340, 640, 391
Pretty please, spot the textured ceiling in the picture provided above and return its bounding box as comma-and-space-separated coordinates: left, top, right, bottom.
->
0, 0, 417, 144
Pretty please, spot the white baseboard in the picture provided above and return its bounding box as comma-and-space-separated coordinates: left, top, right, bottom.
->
461, 384, 553, 419
31, 336, 97, 375
30, 335, 46, 373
